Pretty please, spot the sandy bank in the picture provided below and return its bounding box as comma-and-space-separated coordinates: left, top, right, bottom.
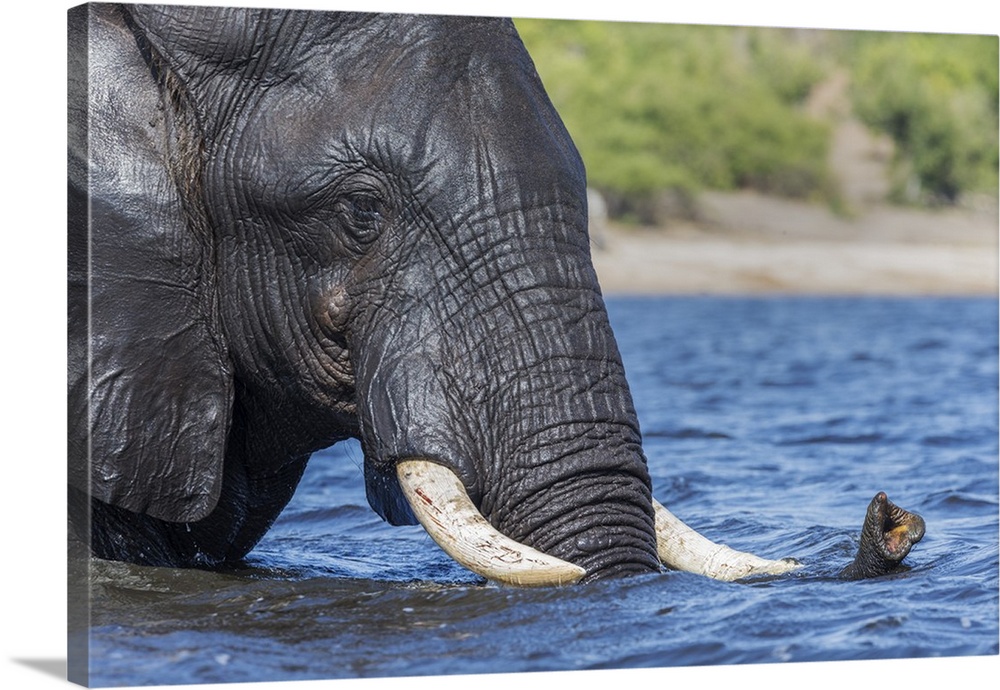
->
591, 191, 998, 296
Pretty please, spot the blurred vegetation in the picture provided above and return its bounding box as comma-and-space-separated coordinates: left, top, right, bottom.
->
514, 18, 998, 223
847, 31, 999, 205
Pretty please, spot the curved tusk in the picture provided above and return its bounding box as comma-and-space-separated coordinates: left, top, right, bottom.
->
653, 499, 802, 582
396, 459, 586, 587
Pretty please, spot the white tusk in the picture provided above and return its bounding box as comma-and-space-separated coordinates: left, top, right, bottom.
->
653, 499, 802, 582
396, 459, 586, 587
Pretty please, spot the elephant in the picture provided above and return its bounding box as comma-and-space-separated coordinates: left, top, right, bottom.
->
67, 4, 923, 586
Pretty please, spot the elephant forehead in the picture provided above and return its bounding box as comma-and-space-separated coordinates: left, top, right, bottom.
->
215, 17, 584, 209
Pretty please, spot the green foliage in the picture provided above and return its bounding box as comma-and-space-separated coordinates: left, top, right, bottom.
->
515, 19, 833, 222
848, 32, 998, 204
514, 18, 998, 220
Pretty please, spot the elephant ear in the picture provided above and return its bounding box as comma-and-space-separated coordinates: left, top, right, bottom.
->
68, 5, 232, 523
127, 4, 278, 63
126, 5, 296, 131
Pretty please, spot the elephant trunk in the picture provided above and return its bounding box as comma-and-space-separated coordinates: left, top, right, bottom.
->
363, 426, 665, 583
477, 418, 660, 580
351, 277, 663, 581
839, 492, 925, 580
394, 431, 662, 584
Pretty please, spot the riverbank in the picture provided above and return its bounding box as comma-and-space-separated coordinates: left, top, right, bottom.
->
591, 191, 998, 296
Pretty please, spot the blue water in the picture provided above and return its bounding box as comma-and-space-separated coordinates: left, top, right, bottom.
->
82, 296, 999, 686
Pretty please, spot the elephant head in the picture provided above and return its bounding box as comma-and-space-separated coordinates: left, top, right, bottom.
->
68, 4, 799, 584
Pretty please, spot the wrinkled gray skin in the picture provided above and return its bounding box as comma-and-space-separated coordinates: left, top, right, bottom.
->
68, 4, 659, 581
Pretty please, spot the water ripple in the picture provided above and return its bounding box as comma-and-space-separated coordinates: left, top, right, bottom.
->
85, 297, 999, 685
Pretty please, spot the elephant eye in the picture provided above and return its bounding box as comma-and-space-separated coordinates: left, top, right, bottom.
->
337, 192, 387, 245
349, 194, 384, 223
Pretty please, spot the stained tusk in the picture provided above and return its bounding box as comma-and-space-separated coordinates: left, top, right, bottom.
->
396, 459, 586, 587
653, 499, 802, 582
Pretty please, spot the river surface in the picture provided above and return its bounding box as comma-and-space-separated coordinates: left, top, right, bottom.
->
78, 296, 999, 686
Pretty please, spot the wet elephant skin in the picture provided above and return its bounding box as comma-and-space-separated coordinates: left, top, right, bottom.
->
68, 4, 660, 581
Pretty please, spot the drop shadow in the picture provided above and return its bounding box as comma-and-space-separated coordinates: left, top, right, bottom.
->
11, 658, 67, 680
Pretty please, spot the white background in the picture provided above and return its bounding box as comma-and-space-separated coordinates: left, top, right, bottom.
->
2, 1, 997, 689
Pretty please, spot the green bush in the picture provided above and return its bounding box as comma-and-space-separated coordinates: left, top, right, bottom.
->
848, 32, 998, 204
515, 19, 998, 219
515, 19, 833, 222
